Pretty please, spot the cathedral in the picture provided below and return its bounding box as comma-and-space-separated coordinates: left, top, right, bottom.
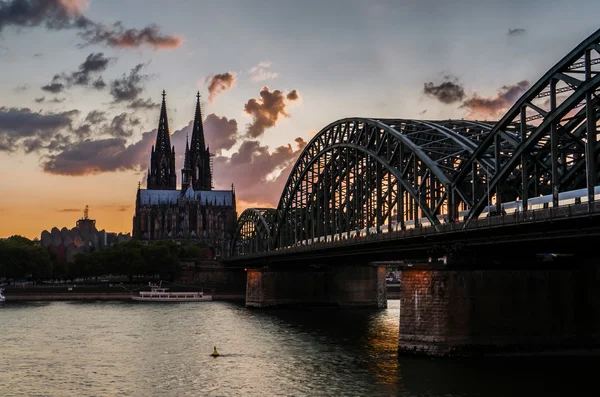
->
132, 91, 237, 257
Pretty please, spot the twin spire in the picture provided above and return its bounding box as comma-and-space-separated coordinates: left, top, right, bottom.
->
147, 90, 212, 191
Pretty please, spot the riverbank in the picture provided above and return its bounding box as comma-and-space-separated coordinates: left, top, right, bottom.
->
2, 285, 245, 302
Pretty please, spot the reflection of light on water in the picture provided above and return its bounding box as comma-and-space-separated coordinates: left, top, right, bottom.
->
360, 300, 403, 388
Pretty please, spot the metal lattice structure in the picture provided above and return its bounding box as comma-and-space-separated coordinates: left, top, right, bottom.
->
231, 28, 600, 257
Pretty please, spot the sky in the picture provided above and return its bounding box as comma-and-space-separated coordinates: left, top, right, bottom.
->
1, 0, 599, 239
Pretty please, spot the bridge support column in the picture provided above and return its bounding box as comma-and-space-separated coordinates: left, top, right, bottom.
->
399, 266, 600, 357
246, 265, 387, 308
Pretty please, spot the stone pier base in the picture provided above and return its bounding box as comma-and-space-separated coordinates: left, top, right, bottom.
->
399, 268, 600, 357
246, 265, 387, 308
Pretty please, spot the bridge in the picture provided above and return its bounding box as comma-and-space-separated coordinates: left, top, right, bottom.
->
224, 29, 600, 356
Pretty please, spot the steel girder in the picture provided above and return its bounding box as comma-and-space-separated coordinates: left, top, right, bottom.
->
455, 28, 600, 223
270, 118, 518, 249
229, 28, 600, 256
230, 208, 276, 256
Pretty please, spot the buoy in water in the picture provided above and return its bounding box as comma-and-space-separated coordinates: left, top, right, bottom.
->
210, 346, 219, 357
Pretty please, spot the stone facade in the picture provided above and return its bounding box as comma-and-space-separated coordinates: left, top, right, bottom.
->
132, 91, 236, 257
398, 268, 600, 356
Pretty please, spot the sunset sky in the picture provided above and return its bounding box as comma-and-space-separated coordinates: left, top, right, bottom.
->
1, 0, 599, 238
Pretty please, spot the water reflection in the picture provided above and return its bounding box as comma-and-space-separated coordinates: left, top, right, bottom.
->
0, 300, 595, 397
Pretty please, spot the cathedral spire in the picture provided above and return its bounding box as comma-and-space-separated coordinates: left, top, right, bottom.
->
147, 90, 177, 190
190, 91, 206, 152
156, 90, 171, 152
188, 92, 212, 190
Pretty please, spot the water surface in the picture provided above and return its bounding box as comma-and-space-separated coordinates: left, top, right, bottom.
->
0, 300, 592, 396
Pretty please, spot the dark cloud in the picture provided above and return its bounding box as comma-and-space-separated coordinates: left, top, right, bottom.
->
85, 110, 107, 124
0, 0, 183, 50
243, 86, 301, 138
92, 77, 106, 90
0, 106, 78, 152
508, 28, 526, 36
204, 113, 238, 153
67, 52, 112, 86
423, 78, 466, 104
42, 132, 154, 176
41, 75, 65, 93
40, 111, 238, 176
110, 63, 149, 103
128, 97, 157, 110
206, 72, 236, 102
213, 137, 307, 205
461, 80, 530, 118
34, 96, 65, 103
33, 52, 43, 57
41, 52, 112, 92
73, 123, 91, 138
104, 113, 141, 138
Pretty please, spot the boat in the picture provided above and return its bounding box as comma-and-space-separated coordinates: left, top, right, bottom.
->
131, 281, 212, 302
0, 287, 5, 303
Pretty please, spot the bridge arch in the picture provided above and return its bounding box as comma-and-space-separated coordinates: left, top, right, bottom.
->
230, 208, 276, 256
455, 27, 600, 222
271, 118, 513, 248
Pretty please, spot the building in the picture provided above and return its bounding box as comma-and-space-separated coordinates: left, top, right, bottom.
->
40, 206, 131, 262
132, 91, 237, 257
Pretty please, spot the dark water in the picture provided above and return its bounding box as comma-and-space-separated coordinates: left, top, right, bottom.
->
0, 300, 593, 396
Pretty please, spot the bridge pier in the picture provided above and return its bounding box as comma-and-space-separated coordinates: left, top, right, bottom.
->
398, 263, 600, 357
246, 265, 387, 308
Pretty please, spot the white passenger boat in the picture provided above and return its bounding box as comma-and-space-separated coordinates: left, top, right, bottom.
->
132, 281, 212, 302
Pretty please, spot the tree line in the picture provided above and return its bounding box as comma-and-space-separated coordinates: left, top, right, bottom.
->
0, 236, 210, 284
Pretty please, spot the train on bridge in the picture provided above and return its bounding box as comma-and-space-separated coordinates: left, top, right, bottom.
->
288, 185, 600, 247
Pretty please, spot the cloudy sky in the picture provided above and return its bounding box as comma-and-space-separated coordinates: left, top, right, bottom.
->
1, 0, 599, 238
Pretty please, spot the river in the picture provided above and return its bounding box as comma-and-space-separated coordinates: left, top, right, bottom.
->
0, 300, 593, 396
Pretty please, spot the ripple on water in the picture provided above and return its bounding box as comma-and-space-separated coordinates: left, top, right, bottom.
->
0, 300, 596, 397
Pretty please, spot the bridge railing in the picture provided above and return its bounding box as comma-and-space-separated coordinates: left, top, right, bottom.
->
229, 201, 600, 259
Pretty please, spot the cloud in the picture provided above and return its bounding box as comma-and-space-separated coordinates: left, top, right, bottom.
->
423, 77, 466, 104
243, 86, 301, 138
40, 110, 238, 176
109, 63, 150, 103
248, 61, 279, 82
84, 110, 106, 124
42, 52, 112, 92
42, 132, 155, 176
14, 84, 30, 92
41, 75, 65, 93
204, 113, 238, 153
104, 113, 140, 138
213, 137, 307, 205
205, 72, 236, 102
57, 208, 80, 213
461, 80, 530, 118
80, 22, 183, 50
0, 106, 78, 152
508, 28, 526, 36
34, 97, 65, 103
0, 0, 182, 50
128, 97, 157, 110
67, 52, 112, 86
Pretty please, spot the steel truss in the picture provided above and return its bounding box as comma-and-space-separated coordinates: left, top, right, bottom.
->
230, 28, 600, 256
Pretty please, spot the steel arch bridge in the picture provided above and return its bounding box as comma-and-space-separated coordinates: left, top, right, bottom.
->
231, 28, 600, 258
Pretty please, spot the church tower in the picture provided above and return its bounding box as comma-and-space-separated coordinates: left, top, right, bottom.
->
147, 90, 177, 190
189, 92, 212, 190
181, 134, 191, 191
